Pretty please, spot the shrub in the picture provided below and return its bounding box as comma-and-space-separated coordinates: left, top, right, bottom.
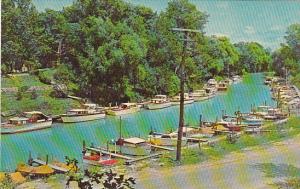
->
31, 89, 38, 99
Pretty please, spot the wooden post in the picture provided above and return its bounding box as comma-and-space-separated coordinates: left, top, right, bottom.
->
28, 151, 33, 166
199, 114, 202, 127
46, 155, 49, 165
119, 116, 122, 139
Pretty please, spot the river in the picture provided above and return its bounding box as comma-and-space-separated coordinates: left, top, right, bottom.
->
0, 73, 275, 171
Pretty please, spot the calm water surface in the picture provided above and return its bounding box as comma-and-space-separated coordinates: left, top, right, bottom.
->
1, 73, 275, 171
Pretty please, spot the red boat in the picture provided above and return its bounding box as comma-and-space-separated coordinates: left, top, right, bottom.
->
83, 152, 118, 166
225, 123, 241, 132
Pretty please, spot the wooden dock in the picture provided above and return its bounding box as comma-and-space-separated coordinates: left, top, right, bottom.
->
32, 159, 69, 173
150, 144, 174, 151
125, 153, 163, 165
86, 147, 134, 160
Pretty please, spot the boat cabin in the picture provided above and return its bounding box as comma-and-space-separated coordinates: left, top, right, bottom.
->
8, 111, 49, 125
116, 137, 148, 147
151, 95, 168, 103
67, 109, 89, 115
120, 103, 138, 109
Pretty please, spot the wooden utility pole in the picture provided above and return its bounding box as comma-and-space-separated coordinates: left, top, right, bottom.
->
171, 28, 200, 162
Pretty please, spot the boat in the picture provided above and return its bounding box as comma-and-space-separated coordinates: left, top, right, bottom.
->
148, 131, 188, 146
16, 163, 54, 176
232, 75, 242, 83
106, 103, 140, 116
189, 90, 210, 101
112, 137, 152, 156
252, 105, 271, 117
217, 122, 241, 132
264, 77, 273, 85
207, 78, 218, 88
171, 93, 194, 105
61, 104, 105, 123
204, 87, 217, 99
144, 95, 172, 110
242, 115, 263, 123
83, 150, 118, 167
217, 81, 228, 91
263, 108, 288, 120
1, 111, 52, 134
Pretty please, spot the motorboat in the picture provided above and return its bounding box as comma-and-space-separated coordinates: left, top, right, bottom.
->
171, 93, 194, 105
144, 95, 172, 110
106, 103, 140, 116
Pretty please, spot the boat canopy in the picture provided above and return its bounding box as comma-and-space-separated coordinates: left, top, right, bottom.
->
83, 103, 97, 108
154, 95, 167, 98
24, 111, 44, 115
124, 137, 146, 144
9, 117, 28, 122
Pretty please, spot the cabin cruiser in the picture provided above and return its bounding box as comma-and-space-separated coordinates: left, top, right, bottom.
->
148, 131, 188, 146
217, 81, 228, 91
106, 103, 140, 116
189, 90, 210, 101
61, 103, 105, 123
144, 95, 172, 110
1, 111, 52, 134
232, 75, 242, 83
171, 93, 194, 105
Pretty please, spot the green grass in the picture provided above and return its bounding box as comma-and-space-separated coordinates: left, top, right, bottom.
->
158, 117, 300, 168
1, 74, 47, 88
1, 73, 80, 118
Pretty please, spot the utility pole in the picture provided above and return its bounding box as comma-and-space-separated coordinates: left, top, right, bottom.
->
171, 28, 200, 162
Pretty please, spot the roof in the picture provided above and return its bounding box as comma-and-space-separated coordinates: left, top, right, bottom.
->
68, 109, 88, 112
155, 95, 167, 98
84, 103, 97, 107
9, 117, 28, 121
24, 111, 43, 115
124, 137, 146, 144
121, 103, 137, 106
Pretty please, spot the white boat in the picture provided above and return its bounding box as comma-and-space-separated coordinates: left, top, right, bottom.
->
113, 137, 152, 156
61, 104, 105, 123
144, 95, 172, 110
148, 132, 187, 146
217, 81, 228, 91
189, 90, 210, 101
106, 103, 140, 116
171, 93, 194, 105
207, 79, 217, 87
204, 87, 217, 99
232, 75, 242, 83
1, 111, 52, 134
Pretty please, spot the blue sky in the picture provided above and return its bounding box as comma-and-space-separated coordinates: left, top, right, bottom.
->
33, 0, 300, 50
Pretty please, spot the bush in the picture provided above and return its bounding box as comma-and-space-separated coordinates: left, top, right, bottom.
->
38, 71, 52, 85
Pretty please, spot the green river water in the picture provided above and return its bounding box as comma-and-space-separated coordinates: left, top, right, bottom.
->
0, 73, 275, 171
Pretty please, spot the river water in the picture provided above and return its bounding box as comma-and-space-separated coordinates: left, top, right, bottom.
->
0, 73, 275, 171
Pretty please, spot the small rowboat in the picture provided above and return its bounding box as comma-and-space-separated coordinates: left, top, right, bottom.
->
83, 152, 118, 166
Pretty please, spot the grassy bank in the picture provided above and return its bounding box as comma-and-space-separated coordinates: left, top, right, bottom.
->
1, 73, 80, 118
159, 117, 300, 167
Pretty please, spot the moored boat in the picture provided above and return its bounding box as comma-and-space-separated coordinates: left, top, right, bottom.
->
144, 95, 172, 110
171, 93, 194, 105
148, 131, 188, 146
189, 90, 210, 101
217, 81, 228, 91
106, 103, 140, 116
112, 137, 152, 156
1, 111, 52, 134
83, 151, 118, 167
61, 104, 105, 123
17, 163, 54, 176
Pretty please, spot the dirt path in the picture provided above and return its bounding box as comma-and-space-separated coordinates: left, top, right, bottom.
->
134, 135, 300, 189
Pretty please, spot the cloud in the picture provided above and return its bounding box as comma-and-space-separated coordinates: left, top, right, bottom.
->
244, 26, 256, 35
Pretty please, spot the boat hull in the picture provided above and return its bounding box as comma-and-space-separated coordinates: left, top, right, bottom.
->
145, 102, 172, 110
193, 96, 210, 102
61, 113, 105, 123
106, 107, 140, 116
171, 99, 194, 106
1, 120, 52, 135
149, 136, 187, 146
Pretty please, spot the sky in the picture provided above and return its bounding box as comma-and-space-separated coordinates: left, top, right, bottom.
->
32, 0, 300, 50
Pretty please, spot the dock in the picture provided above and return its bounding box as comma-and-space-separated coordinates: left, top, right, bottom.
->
85, 147, 134, 160
150, 144, 175, 151
31, 159, 69, 173
125, 153, 163, 165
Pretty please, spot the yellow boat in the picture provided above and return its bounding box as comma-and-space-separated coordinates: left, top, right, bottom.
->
17, 163, 54, 176
0, 172, 26, 184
